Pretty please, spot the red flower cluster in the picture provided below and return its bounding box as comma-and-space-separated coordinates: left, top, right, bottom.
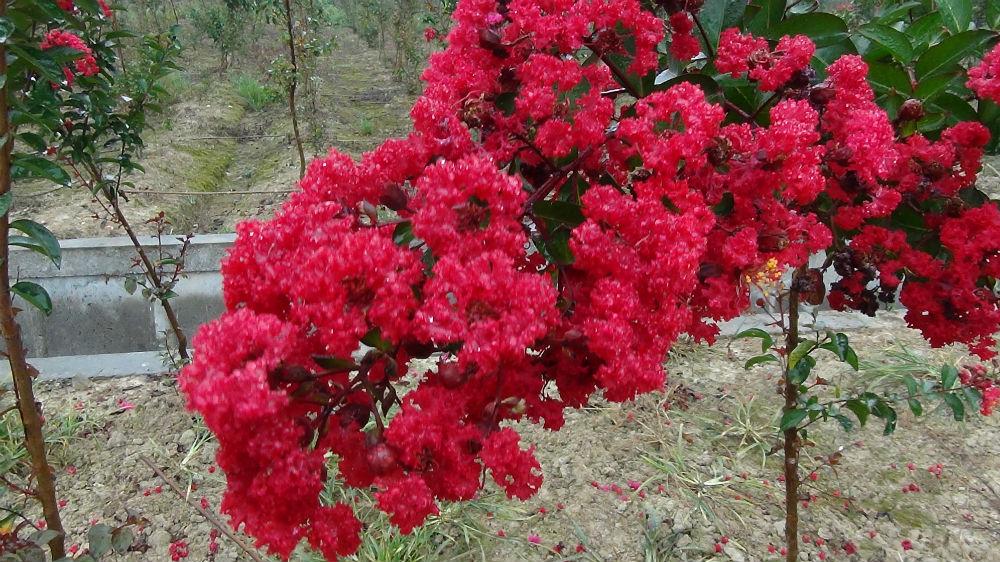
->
57, 0, 113, 17
968, 43, 1000, 104
716, 29, 814, 91
959, 365, 1000, 416
40, 29, 100, 86
182, 1, 1000, 560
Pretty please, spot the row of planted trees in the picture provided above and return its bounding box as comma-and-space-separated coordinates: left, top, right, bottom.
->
3, 0, 1000, 561
333, 0, 454, 90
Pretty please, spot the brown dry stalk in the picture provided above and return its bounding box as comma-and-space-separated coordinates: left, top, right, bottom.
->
139, 456, 265, 562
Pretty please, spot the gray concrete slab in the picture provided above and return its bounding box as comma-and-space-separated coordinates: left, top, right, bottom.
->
0, 351, 171, 383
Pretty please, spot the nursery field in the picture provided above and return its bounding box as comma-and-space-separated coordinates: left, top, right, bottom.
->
23, 313, 1000, 561
11, 30, 414, 239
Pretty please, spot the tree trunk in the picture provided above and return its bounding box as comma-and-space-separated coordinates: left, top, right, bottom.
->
783, 267, 804, 562
282, 0, 307, 179
0, 18, 67, 558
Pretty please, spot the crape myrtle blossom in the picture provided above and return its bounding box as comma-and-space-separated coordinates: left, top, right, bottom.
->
181, 1, 1000, 559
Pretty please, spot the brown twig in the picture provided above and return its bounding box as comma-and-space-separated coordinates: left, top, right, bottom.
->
121, 189, 296, 196
173, 135, 284, 141
139, 456, 265, 562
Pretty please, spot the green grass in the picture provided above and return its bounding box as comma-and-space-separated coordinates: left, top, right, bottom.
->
289, 479, 513, 562
158, 71, 193, 106
358, 116, 376, 136
232, 74, 280, 111
0, 403, 102, 476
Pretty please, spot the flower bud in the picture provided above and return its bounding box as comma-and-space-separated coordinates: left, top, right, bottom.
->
437, 360, 467, 388
897, 99, 924, 122
366, 443, 397, 474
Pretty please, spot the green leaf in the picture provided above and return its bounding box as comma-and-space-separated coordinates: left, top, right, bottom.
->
907, 12, 945, 50
844, 345, 859, 371
361, 328, 392, 352
733, 328, 774, 353
8, 219, 62, 267
11, 282, 52, 315
653, 73, 720, 95
941, 364, 959, 389
989, 2, 1000, 29
392, 221, 414, 246
787, 355, 815, 386
0, 17, 12, 44
788, 340, 815, 369
962, 387, 982, 412
0, 193, 11, 217
75, 0, 103, 15
833, 413, 854, 432
697, 0, 747, 51
16, 132, 49, 153
313, 356, 358, 372
769, 13, 849, 48
928, 92, 978, 122
877, 1, 922, 25
16, 547, 44, 562
914, 73, 958, 102
915, 30, 994, 80
857, 23, 914, 63
10, 154, 70, 186
88, 524, 113, 558
844, 399, 870, 427
533, 200, 585, 227
9, 219, 61, 268
111, 526, 134, 554
943, 392, 965, 421
903, 374, 919, 397
937, 0, 972, 35
881, 408, 898, 435
812, 39, 858, 75
6, 44, 62, 82
779, 408, 808, 432
866, 61, 912, 96
124, 277, 138, 295
818, 332, 848, 360
907, 398, 923, 416
744, 353, 778, 370
29, 529, 62, 548
747, 0, 785, 35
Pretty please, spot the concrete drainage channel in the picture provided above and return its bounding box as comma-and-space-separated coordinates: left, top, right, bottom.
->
1, 234, 887, 382
0, 234, 233, 381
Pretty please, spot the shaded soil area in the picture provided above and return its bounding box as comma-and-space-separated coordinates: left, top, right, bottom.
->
25, 312, 1000, 561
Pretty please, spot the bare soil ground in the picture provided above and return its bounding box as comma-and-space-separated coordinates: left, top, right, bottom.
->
25, 312, 1000, 562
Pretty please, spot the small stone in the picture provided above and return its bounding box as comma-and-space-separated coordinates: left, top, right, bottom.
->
107, 431, 125, 448
70, 376, 92, 390
148, 529, 171, 550
178, 430, 196, 448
